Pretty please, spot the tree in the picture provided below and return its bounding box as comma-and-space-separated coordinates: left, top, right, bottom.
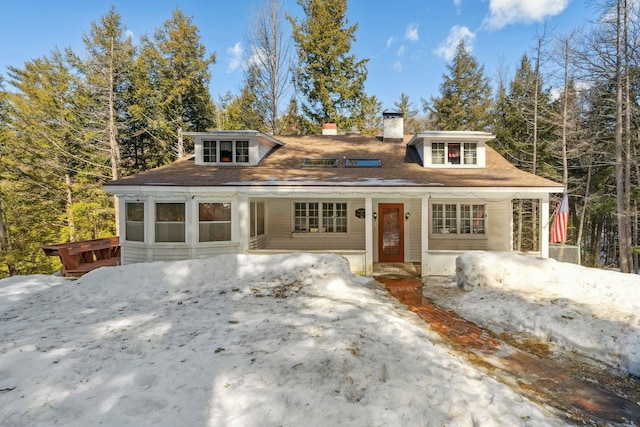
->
426, 40, 492, 131
148, 8, 216, 158
245, 0, 291, 134
70, 6, 136, 234
394, 93, 420, 134
288, 0, 369, 127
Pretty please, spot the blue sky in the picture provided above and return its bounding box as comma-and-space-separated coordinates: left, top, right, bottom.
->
0, 0, 591, 112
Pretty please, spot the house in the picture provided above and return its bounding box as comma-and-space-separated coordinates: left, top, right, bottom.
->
104, 113, 564, 277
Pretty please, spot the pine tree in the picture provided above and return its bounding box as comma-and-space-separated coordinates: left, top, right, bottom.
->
288, 0, 369, 127
426, 40, 492, 131
148, 8, 216, 158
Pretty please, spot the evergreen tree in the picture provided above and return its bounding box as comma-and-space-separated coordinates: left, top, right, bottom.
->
394, 92, 420, 134
148, 8, 216, 158
426, 40, 492, 131
288, 0, 369, 127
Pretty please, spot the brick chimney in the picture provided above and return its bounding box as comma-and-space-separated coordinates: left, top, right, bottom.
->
382, 112, 404, 142
322, 123, 338, 135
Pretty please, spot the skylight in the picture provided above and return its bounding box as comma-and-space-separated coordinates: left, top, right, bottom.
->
302, 158, 339, 167
345, 158, 381, 167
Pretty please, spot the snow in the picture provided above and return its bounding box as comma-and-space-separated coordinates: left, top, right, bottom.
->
0, 253, 569, 426
448, 251, 640, 376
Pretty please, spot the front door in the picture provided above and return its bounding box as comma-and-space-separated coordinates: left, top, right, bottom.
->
378, 203, 404, 262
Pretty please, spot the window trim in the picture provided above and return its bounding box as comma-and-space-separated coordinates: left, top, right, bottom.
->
198, 202, 232, 243
124, 202, 145, 242
431, 202, 486, 237
202, 139, 251, 165
292, 201, 348, 234
430, 142, 478, 166
154, 202, 186, 243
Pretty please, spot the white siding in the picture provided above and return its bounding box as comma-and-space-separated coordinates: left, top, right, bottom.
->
266, 199, 366, 251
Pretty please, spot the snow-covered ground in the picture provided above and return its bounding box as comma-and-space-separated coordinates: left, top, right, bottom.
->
0, 253, 569, 426
443, 251, 640, 376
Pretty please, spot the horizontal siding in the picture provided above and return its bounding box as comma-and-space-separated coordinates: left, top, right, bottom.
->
250, 234, 267, 249
195, 244, 240, 259
152, 247, 189, 261
122, 245, 148, 264
428, 200, 511, 251
266, 199, 366, 250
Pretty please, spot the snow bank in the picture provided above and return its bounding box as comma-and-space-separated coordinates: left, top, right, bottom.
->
0, 253, 566, 426
455, 251, 640, 375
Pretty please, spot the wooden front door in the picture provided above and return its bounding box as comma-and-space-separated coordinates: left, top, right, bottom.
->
378, 203, 404, 262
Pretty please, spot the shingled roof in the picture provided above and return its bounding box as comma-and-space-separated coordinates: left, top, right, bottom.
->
106, 134, 561, 189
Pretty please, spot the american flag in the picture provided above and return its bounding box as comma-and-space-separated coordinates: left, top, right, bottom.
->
550, 193, 569, 243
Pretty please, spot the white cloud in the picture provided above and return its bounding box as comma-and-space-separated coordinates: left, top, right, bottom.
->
405, 23, 419, 42
392, 60, 406, 72
454, 0, 462, 12
435, 25, 476, 61
484, 0, 569, 30
386, 36, 397, 48
226, 42, 243, 73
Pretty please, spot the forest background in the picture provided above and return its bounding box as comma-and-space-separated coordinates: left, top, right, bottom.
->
0, 0, 638, 277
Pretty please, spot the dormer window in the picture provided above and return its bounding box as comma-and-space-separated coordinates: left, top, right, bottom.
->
432, 142, 477, 165
203, 140, 250, 164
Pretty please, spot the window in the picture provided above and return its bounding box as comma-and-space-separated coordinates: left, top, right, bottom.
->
432, 143, 445, 164
202, 140, 250, 164
203, 140, 217, 163
236, 140, 249, 163
432, 203, 485, 235
463, 143, 477, 165
199, 203, 231, 242
302, 158, 339, 167
294, 202, 347, 233
220, 141, 233, 162
250, 202, 265, 237
345, 158, 381, 167
461, 204, 485, 234
125, 202, 144, 242
431, 142, 477, 165
155, 203, 185, 242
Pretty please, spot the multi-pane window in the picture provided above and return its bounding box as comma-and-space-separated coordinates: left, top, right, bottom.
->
125, 202, 144, 242
431, 142, 477, 165
432, 143, 445, 164
463, 143, 477, 165
199, 203, 231, 242
203, 140, 217, 163
236, 140, 249, 163
294, 202, 347, 233
250, 201, 265, 237
460, 204, 485, 234
322, 202, 347, 232
155, 203, 185, 242
432, 203, 485, 235
203, 140, 249, 164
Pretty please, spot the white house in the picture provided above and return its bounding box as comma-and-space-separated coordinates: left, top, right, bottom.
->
104, 114, 563, 277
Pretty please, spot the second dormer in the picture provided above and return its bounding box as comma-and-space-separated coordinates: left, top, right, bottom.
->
184, 130, 284, 166
408, 131, 495, 169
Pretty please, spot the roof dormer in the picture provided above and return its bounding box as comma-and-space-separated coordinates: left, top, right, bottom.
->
184, 131, 284, 166
408, 131, 495, 168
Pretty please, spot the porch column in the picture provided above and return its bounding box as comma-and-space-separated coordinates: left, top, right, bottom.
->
237, 194, 250, 254
421, 196, 429, 276
540, 194, 550, 258
365, 196, 373, 276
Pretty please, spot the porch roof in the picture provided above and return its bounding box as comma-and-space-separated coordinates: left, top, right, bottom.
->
105, 134, 562, 190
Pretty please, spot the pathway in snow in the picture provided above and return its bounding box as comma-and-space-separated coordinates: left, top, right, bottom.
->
380, 277, 640, 426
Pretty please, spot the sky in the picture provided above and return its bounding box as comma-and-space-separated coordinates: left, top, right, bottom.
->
2, 251, 638, 425
0, 0, 593, 111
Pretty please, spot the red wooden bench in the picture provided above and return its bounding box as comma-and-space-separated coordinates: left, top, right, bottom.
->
41, 237, 121, 277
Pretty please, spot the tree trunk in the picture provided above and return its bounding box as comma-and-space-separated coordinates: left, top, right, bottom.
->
108, 37, 121, 236
65, 173, 76, 242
